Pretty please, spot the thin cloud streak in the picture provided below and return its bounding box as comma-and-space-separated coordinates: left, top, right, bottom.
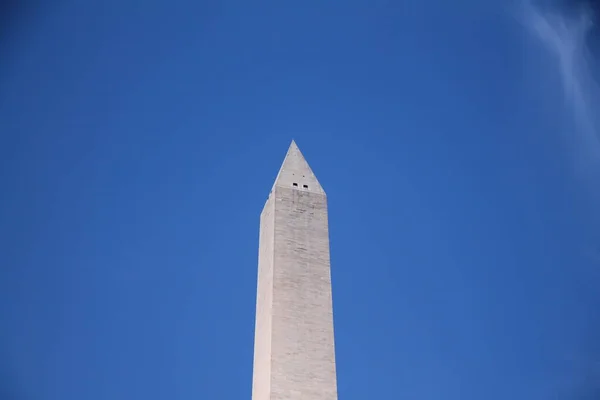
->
521, 0, 600, 162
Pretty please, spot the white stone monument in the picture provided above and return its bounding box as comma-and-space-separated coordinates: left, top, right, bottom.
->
251, 140, 338, 400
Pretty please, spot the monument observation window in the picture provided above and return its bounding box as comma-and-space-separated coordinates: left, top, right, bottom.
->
293, 183, 298, 187
303, 185, 308, 189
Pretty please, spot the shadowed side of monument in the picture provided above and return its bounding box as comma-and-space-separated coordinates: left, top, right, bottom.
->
251, 141, 338, 400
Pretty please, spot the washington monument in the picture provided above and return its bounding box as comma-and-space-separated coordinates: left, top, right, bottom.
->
251, 141, 339, 400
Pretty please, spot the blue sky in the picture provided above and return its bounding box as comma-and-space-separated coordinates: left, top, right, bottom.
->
1, 1, 600, 399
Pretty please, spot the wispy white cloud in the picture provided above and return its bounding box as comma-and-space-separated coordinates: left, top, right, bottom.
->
520, 0, 600, 163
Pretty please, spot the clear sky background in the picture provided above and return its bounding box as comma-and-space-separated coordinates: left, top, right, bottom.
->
2, 1, 600, 399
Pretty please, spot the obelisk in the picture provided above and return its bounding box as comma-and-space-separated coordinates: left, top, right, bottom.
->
251, 140, 338, 400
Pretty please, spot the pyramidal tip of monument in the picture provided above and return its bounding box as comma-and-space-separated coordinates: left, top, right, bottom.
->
272, 140, 325, 195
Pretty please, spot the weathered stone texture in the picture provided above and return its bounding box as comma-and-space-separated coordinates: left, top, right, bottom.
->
251, 141, 338, 400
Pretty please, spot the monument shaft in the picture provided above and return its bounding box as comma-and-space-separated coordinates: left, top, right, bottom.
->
252, 142, 338, 400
